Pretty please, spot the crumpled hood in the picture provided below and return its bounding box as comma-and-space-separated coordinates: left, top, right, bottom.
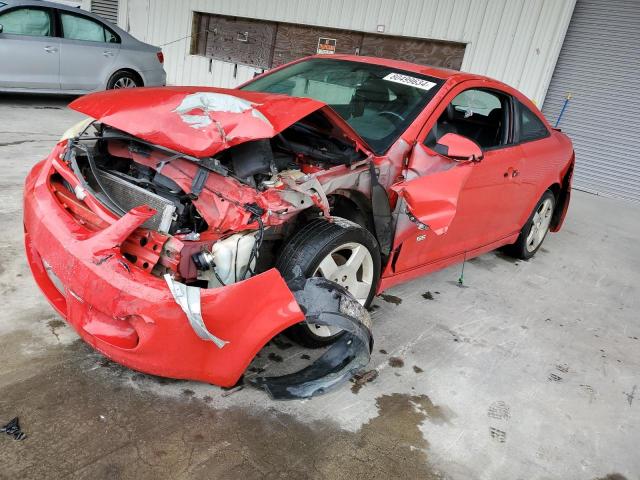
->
69, 87, 335, 158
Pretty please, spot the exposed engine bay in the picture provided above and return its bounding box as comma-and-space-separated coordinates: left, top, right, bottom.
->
59, 109, 368, 293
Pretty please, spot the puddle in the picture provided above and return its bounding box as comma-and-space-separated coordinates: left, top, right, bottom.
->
0, 344, 445, 479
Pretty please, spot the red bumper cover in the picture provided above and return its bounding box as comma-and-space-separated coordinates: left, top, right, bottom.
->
23, 151, 305, 387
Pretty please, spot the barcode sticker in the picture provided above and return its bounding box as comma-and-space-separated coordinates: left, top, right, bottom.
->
383, 73, 436, 91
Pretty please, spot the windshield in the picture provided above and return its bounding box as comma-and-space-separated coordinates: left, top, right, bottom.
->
241, 58, 443, 154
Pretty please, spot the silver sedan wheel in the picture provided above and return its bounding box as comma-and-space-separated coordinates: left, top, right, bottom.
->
526, 198, 554, 253
307, 242, 374, 338
113, 77, 137, 89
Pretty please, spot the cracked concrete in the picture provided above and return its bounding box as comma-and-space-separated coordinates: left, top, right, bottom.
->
1, 94, 639, 480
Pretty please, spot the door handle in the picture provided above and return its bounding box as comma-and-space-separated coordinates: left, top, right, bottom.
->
103, 50, 114, 57
44, 46, 58, 53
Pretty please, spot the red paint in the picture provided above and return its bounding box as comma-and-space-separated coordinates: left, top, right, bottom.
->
435, 133, 483, 161
24, 56, 574, 387
24, 157, 305, 386
69, 86, 366, 159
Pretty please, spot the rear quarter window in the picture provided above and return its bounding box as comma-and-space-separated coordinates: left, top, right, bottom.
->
518, 101, 549, 142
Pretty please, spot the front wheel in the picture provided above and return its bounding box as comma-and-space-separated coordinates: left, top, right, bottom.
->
276, 217, 381, 347
507, 190, 556, 259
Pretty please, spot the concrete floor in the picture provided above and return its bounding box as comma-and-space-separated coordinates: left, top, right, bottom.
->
0, 94, 638, 480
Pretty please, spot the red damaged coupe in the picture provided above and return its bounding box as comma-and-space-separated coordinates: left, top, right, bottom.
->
23, 55, 574, 398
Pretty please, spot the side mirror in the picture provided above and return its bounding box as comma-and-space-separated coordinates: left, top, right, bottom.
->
434, 133, 483, 162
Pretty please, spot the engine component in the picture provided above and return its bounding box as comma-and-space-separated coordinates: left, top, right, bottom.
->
231, 139, 275, 180
95, 169, 176, 233
192, 250, 215, 271
202, 232, 257, 287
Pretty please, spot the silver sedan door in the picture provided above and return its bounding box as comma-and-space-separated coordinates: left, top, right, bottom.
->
58, 11, 119, 92
0, 7, 60, 90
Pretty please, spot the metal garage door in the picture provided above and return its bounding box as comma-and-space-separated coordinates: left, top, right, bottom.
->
542, 0, 640, 202
90, 0, 118, 24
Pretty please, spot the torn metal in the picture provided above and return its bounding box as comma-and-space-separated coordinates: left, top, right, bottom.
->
249, 276, 373, 400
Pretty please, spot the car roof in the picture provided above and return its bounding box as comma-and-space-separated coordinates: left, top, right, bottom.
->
323, 54, 506, 86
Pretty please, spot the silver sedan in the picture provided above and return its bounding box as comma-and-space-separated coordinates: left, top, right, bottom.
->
0, 0, 166, 93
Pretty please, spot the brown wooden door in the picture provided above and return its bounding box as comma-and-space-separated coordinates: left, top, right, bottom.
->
203, 15, 277, 69
360, 34, 464, 69
272, 24, 363, 67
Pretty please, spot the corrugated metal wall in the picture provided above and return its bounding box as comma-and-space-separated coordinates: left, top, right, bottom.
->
117, 0, 575, 106
542, 0, 640, 202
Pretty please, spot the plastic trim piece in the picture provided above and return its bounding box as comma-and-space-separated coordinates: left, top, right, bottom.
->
249, 276, 373, 399
164, 274, 229, 348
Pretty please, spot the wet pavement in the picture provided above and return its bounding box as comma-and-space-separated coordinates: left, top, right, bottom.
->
1, 94, 639, 479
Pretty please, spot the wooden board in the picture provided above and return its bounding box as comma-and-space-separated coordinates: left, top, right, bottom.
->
190, 13, 209, 57
190, 13, 466, 72
203, 15, 276, 69
360, 34, 465, 70
272, 24, 363, 67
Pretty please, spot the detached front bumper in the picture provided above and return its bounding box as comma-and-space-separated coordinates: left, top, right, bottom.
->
23, 153, 305, 387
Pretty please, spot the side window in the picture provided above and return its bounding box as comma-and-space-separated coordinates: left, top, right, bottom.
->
518, 101, 549, 142
60, 13, 116, 43
425, 88, 510, 151
0, 8, 52, 36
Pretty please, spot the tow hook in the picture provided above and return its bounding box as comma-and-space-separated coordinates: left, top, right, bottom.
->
249, 275, 373, 400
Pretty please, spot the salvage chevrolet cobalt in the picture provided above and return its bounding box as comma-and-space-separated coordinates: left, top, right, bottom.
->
23, 55, 574, 398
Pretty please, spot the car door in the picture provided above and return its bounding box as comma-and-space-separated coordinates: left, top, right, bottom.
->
512, 99, 557, 225
0, 6, 60, 90
389, 85, 526, 272
57, 10, 120, 92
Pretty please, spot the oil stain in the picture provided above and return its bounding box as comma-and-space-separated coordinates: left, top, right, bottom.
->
47, 319, 66, 341
379, 349, 388, 354
413, 365, 424, 373
388, 357, 404, 368
379, 293, 402, 305
422, 291, 434, 300
350, 369, 379, 394
594, 475, 628, 480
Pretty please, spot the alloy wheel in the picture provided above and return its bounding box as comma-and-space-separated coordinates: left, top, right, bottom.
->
308, 242, 374, 338
526, 198, 554, 253
113, 77, 137, 89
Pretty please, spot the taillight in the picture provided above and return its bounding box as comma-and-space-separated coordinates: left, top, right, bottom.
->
156, 51, 164, 64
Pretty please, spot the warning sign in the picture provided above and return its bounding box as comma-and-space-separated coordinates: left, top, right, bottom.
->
317, 37, 337, 55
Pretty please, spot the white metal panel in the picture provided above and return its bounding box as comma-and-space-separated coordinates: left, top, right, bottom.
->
117, 0, 575, 106
542, 0, 640, 202
91, 0, 119, 23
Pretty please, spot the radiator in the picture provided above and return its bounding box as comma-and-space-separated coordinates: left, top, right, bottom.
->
95, 170, 176, 233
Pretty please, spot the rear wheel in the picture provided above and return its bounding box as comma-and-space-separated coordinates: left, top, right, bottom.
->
276, 217, 380, 347
107, 71, 142, 89
507, 190, 556, 259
